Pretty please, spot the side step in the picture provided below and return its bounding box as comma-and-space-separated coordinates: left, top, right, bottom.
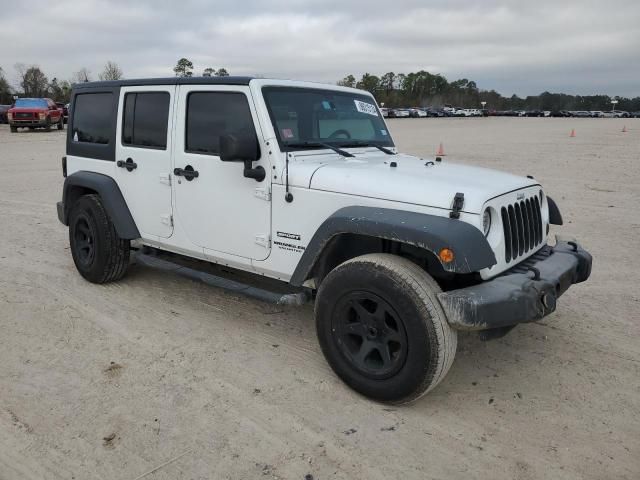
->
134, 252, 310, 306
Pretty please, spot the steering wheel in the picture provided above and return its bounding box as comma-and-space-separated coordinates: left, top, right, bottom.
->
328, 129, 351, 139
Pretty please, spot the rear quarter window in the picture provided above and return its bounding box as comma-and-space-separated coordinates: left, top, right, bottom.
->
67, 88, 119, 161
72, 93, 113, 144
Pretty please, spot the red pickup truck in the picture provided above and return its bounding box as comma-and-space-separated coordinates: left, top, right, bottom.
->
7, 98, 64, 132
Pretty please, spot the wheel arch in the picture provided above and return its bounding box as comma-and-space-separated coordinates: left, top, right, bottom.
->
59, 171, 140, 240
289, 206, 497, 287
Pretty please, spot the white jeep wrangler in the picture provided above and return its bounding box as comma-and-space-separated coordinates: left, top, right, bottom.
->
57, 77, 592, 403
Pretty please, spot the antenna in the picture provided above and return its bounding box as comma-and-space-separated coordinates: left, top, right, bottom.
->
285, 148, 293, 203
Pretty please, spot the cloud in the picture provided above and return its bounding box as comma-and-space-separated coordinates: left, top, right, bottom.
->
1, 0, 639, 96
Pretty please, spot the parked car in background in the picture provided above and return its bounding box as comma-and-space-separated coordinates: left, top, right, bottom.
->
550, 110, 571, 117
612, 110, 630, 118
408, 108, 427, 118
431, 107, 451, 117
7, 98, 64, 132
525, 110, 544, 117
380, 107, 390, 118
571, 111, 591, 118
590, 111, 604, 118
56, 102, 69, 123
630, 111, 640, 118
0, 104, 11, 123
389, 108, 410, 118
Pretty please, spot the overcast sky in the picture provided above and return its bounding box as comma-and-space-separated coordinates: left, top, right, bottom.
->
2, 0, 639, 97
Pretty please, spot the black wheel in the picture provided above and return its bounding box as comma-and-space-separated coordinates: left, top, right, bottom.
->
57, 117, 64, 130
68, 194, 130, 283
10, 126, 17, 133
45, 118, 51, 131
315, 254, 457, 403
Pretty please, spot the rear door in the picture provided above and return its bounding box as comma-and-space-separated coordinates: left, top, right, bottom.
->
115, 85, 175, 238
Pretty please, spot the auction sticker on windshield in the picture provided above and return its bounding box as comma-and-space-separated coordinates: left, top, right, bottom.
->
354, 100, 378, 116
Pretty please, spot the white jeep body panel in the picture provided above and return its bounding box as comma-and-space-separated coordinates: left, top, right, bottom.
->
65, 78, 550, 284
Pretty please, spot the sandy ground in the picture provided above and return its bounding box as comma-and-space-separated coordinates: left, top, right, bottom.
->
0, 118, 638, 480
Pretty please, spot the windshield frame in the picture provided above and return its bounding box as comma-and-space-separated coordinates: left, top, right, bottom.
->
262, 86, 394, 152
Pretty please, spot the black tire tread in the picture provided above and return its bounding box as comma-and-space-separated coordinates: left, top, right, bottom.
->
325, 253, 457, 404
70, 194, 129, 283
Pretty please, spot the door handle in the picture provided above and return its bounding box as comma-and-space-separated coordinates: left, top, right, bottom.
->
174, 165, 199, 181
117, 158, 137, 172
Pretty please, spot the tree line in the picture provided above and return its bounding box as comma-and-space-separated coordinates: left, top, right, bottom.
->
0, 58, 230, 105
173, 58, 229, 78
0, 61, 124, 104
3, 61, 637, 112
338, 71, 640, 112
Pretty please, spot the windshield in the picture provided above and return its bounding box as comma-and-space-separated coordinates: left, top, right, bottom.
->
262, 87, 393, 150
14, 98, 48, 108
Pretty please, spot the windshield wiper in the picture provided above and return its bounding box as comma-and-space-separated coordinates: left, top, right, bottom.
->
335, 140, 396, 155
283, 141, 354, 157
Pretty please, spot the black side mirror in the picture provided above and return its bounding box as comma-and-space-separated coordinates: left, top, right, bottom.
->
219, 133, 264, 182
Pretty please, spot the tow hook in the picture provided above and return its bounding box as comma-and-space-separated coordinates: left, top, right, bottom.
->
541, 292, 556, 311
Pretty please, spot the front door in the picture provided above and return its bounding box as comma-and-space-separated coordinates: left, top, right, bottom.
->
115, 85, 175, 238
173, 85, 271, 260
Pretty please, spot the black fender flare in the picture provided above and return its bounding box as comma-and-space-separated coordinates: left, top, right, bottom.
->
289, 206, 497, 286
58, 171, 140, 239
547, 196, 563, 225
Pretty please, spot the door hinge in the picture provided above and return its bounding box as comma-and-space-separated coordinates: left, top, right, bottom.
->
255, 234, 271, 248
254, 186, 271, 201
159, 173, 171, 186
160, 214, 173, 227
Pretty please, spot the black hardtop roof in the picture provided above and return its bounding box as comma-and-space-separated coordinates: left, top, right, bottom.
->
72, 76, 254, 89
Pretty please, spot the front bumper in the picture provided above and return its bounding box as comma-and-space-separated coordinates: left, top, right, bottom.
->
437, 238, 592, 331
10, 119, 47, 127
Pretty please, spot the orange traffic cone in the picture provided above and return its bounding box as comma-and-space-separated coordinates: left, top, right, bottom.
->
436, 142, 446, 156
569, 129, 576, 137
622, 125, 627, 133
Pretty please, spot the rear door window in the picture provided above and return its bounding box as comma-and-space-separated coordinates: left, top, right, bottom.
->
122, 92, 170, 149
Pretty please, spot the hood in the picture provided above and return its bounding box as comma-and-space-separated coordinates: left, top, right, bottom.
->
287, 150, 538, 213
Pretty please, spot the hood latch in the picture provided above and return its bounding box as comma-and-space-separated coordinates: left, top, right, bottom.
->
450, 192, 465, 219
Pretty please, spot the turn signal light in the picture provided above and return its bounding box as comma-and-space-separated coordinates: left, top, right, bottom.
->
7, 112, 12, 120
38, 112, 46, 120
439, 248, 455, 263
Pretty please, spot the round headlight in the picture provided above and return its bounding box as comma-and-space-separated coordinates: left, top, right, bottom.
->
483, 209, 492, 236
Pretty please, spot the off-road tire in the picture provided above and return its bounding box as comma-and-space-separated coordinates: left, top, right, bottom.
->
45, 118, 51, 132
10, 126, 17, 133
68, 194, 130, 283
57, 117, 64, 130
315, 253, 457, 404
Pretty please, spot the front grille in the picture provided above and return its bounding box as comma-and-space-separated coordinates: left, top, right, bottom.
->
501, 195, 543, 263
15, 112, 34, 119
